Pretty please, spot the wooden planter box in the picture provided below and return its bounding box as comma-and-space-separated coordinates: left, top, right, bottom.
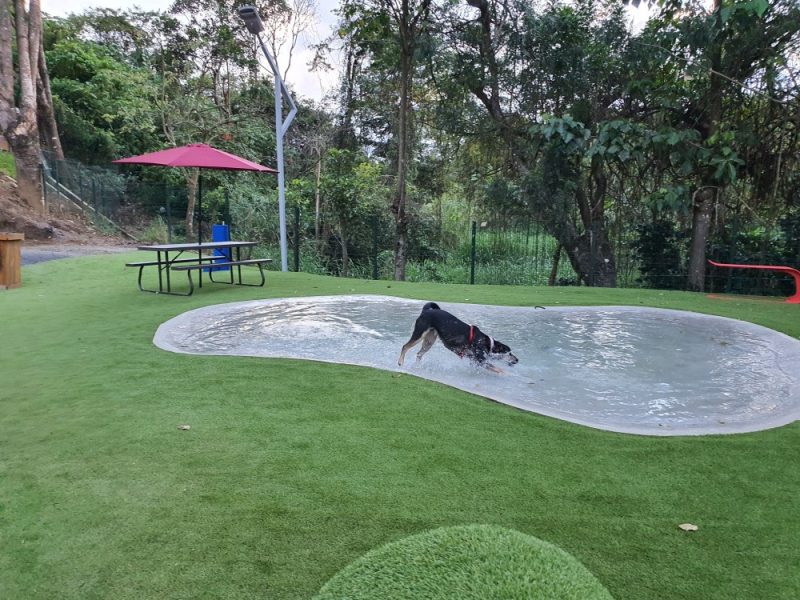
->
0, 232, 24, 289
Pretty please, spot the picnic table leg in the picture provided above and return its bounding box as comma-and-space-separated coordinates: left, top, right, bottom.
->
136, 265, 147, 292
159, 250, 166, 293
185, 270, 195, 295
225, 246, 235, 284
236, 246, 243, 284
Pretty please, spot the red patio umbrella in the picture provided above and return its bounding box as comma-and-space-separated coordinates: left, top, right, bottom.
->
113, 143, 277, 243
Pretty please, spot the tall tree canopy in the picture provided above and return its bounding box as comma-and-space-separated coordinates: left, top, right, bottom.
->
9, 0, 798, 291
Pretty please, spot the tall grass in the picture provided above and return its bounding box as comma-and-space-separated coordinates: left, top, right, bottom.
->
138, 216, 170, 244
383, 229, 577, 286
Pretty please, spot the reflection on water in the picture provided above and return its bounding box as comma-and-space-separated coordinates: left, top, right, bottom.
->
154, 295, 800, 436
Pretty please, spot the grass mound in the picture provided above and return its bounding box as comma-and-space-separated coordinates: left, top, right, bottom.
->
314, 524, 614, 600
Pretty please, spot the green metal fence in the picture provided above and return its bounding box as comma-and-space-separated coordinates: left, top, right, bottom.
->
37, 150, 800, 297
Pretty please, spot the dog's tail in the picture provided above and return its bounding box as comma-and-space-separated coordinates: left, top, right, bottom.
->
422, 302, 441, 311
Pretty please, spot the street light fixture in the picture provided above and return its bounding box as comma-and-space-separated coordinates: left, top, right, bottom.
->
238, 5, 264, 34
238, 4, 297, 272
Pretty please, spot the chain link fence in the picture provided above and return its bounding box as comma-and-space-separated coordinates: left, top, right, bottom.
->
41, 150, 233, 243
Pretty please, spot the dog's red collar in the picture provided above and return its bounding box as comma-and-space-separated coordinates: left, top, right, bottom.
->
457, 326, 476, 359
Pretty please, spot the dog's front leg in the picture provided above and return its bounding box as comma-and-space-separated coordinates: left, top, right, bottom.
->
483, 362, 504, 375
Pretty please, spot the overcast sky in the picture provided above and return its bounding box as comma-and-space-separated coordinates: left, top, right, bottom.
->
40, 1, 651, 102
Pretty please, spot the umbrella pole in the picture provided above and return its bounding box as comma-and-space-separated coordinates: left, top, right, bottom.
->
198, 174, 203, 288
198, 174, 203, 245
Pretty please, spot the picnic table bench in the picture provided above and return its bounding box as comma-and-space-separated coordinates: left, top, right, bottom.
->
129, 241, 271, 296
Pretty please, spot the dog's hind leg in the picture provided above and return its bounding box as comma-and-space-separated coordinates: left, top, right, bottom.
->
415, 329, 438, 362
398, 316, 433, 366
398, 336, 422, 365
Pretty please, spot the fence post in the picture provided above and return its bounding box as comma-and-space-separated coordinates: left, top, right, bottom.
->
371, 216, 379, 280
470, 221, 477, 285
725, 216, 738, 293
588, 224, 596, 287
53, 159, 60, 199
525, 219, 530, 255
796, 227, 800, 268
293, 205, 300, 272
533, 223, 540, 285
40, 164, 47, 211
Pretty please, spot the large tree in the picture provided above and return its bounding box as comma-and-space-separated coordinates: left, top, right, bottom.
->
434, 0, 629, 286
628, 0, 800, 290
1, 0, 46, 211
337, 0, 433, 281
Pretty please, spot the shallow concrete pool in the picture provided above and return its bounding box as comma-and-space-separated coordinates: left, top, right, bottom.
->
154, 295, 800, 436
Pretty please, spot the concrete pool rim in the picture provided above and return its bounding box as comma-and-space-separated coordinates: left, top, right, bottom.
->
153, 295, 800, 437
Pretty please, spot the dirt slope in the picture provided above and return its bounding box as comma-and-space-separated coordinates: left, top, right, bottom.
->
0, 173, 130, 247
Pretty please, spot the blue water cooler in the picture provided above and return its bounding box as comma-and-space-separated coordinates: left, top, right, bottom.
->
205, 223, 231, 272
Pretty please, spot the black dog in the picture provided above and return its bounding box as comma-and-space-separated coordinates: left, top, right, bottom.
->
398, 302, 518, 374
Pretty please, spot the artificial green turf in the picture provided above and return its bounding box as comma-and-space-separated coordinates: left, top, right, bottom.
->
1, 254, 799, 599
314, 524, 614, 599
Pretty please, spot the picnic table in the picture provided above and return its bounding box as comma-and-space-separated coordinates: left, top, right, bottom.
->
128, 240, 272, 296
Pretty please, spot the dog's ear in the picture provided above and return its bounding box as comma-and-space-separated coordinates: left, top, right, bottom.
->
491, 340, 511, 354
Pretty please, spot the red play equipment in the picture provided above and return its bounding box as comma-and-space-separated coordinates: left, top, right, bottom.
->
707, 259, 800, 304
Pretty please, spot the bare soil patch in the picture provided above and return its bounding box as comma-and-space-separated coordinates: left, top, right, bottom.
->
0, 173, 135, 263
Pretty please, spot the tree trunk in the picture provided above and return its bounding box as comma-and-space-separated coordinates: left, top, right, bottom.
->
392, 5, 412, 282
562, 155, 616, 287
0, 0, 44, 212
548, 244, 562, 286
14, 139, 44, 210
335, 44, 359, 150
37, 38, 63, 159
314, 149, 322, 245
340, 229, 349, 277
686, 188, 715, 291
686, 0, 723, 292
564, 228, 617, 287
544, 213, 617, 288
185, 168, 199, 239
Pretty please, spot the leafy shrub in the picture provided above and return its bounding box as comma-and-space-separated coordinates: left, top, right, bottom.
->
632, 220, 685, 290
139, 216, 169, 244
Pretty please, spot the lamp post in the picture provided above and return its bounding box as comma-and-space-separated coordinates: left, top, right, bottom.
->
238, 5, 297, 272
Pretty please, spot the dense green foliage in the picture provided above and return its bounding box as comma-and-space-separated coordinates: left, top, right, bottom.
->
40, 1, 800, 290
47, 38, 160, 162
1, 256, 800, 599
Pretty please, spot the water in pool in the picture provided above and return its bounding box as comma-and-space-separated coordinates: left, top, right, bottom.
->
154, 295, 800, 436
